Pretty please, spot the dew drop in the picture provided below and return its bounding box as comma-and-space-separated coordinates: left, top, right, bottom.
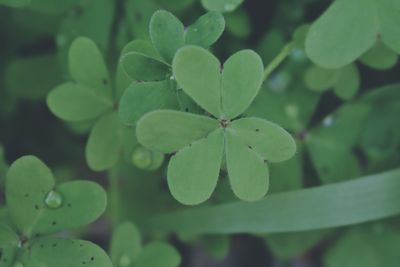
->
45, 190, 63, 209
224, 3, 236, 12
322, 116, 335, 127
13, 261, 23, 267
119, 255, 131, 267
169, 75, 175, 80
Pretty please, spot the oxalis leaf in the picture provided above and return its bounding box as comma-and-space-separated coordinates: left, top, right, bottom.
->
109, 222, 181, 267
306, 0, 400, 68
135, 46, 295, 204
5, 156, 107, 237
145, 168, 400, 234
21, 238, 113, 267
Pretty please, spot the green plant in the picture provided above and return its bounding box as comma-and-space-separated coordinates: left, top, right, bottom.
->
1, 0, 400, 266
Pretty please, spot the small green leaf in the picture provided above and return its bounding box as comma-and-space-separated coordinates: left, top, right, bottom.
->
229, 118, 296, 163
0, 248, 16, 267
110, 222, 142, 266
225, 132, 269, 201
68, 37, 112, 99
0, 221, 18, 249
224, 9, 251, 38
47, 83, 113, 122
6, 156, 55, 236
304, 66, 339, 92
86, 112, 122, 171
118, 81, 179, 126
221, 50, 264, 119
185, 11, 225, 48
135, 242, 181, 267
360, 42, 398, 70
167, 129, 224, 205
33, 181, 107, 235
306, 0, 400, 68
333, 64, 360, 99
150, 10, 185, 64
120, 52, 169, 82
136, 110, 219, 153
24, 238, 113, 267
201, 0, 244, 13
173, 46, 222, 117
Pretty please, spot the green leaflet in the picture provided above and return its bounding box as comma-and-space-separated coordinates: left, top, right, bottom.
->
168, 129, 224, 205
150, 10, 185, 64
109, 222, 181, 267
110, 222, 142, 266
201, 0, 244, 13
136, 110, 219, 153
221, 50, 264, 119
172, 46, 222, 117
224, 8, 251, 38
146, 168, 400, 234
86, 112, 122, 171
68, 37, 112, 99
185, 11, 225, 48
173, 46, 264, 119
225, 132, 269, 201
360, 42, 398, 70
119, 81, 179, 126
306, 0, 400, 68
5, 156, 107, 237
304, 64, 360, 100
47, 83, 113, 122
229, 118, 296, 163
23, 238, 112, 267
135, 242, 181, 267
121, 52, 169, 82
0, 222, 18, 249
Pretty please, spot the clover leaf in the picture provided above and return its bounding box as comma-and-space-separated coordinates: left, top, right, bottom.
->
304, 63, 360, 100
118, 11, 225, 126
136, 46, 296, 204
47, 37, 137, 171
360, 41, 398, 70
1, 155, 111, 267
110, 222, 181, 267
306, 0, 400, 68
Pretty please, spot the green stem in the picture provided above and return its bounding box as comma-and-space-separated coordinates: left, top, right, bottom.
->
263, 42, 296, 81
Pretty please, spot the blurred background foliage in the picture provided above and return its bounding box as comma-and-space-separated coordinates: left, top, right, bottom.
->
0, 0, 399, 266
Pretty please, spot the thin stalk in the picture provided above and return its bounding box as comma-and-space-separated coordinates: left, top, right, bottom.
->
263, 42, 296, 81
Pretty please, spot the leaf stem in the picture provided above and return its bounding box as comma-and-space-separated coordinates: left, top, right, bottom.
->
108, 166, 121, 227
263, 42, 296, 81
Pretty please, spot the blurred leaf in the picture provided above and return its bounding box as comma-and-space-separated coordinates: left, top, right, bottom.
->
86, 112, 122, 171
134, 242, 181, 267
0, 0, 30, 7
360, 41, 398, 70
148, 168, 400, 234
47, 83, 113, 122
225, 9, 251, 38
306, 0, 400, 68
110, 222, 142, 266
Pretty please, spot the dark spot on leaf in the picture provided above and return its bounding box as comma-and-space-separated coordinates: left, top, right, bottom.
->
40, 244, 44, 248
255, 129, 260, 132
102, 79, 108, 85
34, 205, 39, 210
80, 244, 83, 247
67, 203, 72, 207
52, 221, 57, 226
321, 166, 329, 174
90, 257, 94, 261
264, 160, 268, 164
25, 193, 29, 198
52, 243, 57, 247
185, 108, 189, 112
82, 261, 86, 265
247, 145, 253, 149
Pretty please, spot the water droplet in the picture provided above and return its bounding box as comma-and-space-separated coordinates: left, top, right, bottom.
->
45, 190, 63, 209
322, 116, 335, 127
193, 27, 198, 32
169, 75, 175, 80
13, 261, 23, 267
119, 255, 131, 267
131, 147, 152, 170
224, 3, 236, 12
290, 48, 307, 62
285, 104, 298, 118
